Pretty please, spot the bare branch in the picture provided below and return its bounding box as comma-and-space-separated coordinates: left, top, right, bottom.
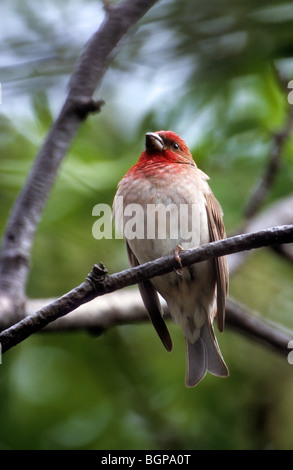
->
244, 68, 293, 220
0, 224, 292, 353
0, 0, 158, 307
226, 298, 293, 357
24, 292, 293, 358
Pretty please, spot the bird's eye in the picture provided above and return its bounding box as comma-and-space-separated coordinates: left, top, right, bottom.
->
172, 142, 180, 150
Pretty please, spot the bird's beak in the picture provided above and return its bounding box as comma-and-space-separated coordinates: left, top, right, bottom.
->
145, 132, 165, 152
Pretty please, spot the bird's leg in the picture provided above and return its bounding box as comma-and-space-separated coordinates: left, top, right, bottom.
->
174, 244, 184, 276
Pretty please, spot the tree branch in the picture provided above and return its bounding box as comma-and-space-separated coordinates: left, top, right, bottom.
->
226, 297, 293, 356
22, 292, 293, 358
0, 224, 292, 353
0, 0, 158, 309
243, 67, 293, 220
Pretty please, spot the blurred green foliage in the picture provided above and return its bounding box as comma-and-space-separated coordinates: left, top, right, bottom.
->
0, 0, 293, 450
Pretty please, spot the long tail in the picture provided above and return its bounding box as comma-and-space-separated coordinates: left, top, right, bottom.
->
185, 322, 229, 387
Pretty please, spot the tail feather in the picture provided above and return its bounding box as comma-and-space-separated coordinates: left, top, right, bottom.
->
201, 321, 229, 378
185, 338, 207, 387
185, 322, 229, 387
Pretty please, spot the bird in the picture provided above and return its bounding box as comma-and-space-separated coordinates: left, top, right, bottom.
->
113, 130, 229, 387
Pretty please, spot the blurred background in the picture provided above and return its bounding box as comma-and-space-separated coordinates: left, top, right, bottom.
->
1, 0, 293, 450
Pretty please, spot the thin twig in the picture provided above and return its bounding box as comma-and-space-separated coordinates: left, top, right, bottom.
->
244, 69, 293, 220
226, 298, 293, 356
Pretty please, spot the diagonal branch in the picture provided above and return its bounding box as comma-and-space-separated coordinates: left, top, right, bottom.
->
23, 292, 293, 357
0, 0, 158, 308
226, 298, 293, 356
243, 66, 293, 220
0, 224, 292, 353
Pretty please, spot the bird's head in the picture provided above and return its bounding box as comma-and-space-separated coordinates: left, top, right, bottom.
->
140, 130, 195, 166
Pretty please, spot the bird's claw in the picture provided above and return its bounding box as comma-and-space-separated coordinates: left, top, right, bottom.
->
174, 244, 184, 276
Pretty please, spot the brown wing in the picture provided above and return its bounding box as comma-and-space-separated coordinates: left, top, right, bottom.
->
126, 242, 173, 352
205, 192, 229, 333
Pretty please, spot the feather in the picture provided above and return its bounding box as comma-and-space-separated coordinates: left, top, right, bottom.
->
185, 338, 207, 387
126, 242, 173, 352
185, 322, 229, 387
205, 192, 229, 332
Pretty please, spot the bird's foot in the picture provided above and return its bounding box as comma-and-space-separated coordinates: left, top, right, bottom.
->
174, 244, 184, 276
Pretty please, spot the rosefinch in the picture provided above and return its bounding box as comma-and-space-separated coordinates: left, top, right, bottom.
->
113, 130, 229, 387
